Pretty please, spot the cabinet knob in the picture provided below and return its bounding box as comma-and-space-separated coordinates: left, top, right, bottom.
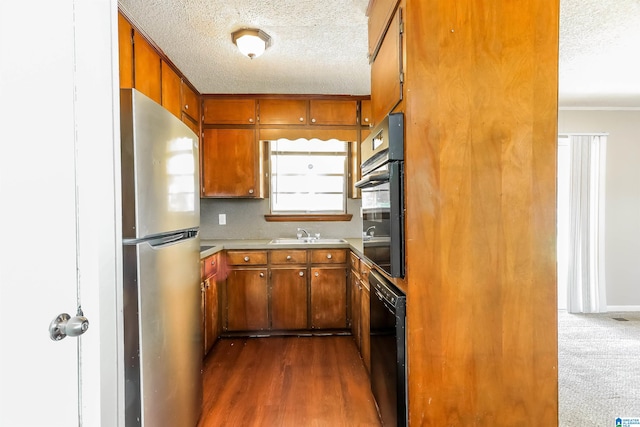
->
326, 253, 332, 259
210, 260, 216, 266
364, 117, 369, 123
286, 255, 292, 260
244, 256, 250, 262
314, 272, 319, 277
248, 189, 254, 194
185, 104, 189, 110
249, 118, 254, 123
299, 117, 304, 122
299, 271, 304, 277
311, 118, 317, 123
259, 272, 264, 277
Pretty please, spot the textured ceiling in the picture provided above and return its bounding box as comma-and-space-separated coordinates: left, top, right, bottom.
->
119, 0, 371, 95
559, 0, 640, 107
119, 0, 640, 107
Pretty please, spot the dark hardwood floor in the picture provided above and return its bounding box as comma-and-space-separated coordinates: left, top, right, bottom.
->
198, 336, 381, 426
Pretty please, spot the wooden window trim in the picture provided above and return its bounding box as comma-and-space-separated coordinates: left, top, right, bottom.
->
264, 214, 353, 222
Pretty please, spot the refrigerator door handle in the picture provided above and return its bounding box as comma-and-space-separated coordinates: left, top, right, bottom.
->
149, 230, 197, 248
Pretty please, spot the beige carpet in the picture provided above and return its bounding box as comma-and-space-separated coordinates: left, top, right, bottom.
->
558, 310, 640, 426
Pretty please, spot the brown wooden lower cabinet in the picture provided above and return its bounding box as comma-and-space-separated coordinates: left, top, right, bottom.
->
270, 267, 308, 330
350, 270, 362, 346
201, 252, 223, 357
203, 276, 218, 354
226, 268, 269, 331
310, 267, 348, 329
220, 248, 349, 334
360, 283, 371, 373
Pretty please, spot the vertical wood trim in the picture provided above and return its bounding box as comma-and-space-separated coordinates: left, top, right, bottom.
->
402, 0, 559, 424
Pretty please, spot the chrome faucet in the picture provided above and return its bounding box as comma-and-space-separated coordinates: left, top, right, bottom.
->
363, 226, 376, 240
296, 228, 311, 239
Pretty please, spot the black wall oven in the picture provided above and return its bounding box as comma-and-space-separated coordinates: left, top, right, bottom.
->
356, 113, 405, 278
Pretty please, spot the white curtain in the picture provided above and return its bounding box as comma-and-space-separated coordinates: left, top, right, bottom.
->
566, 134, 607, 313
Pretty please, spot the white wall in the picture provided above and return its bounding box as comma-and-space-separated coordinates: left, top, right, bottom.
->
558, 110, 640, 309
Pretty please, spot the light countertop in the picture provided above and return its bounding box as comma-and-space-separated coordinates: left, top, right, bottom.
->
199, 238, 364, 259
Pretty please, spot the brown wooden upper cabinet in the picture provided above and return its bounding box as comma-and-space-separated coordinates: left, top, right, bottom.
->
118, 13, 133, 89
201, 128, 259, 198
367, 0, 400, 60
259, 99, 308, 125
360, 99, 373, 127
181, 81, 200, 122
203, 98, 256, 125
370, 7, 403, 127
133, 32, 162, 104
309, 100, 358, 125
161, 61, 181, 118
259, 99, 358, 126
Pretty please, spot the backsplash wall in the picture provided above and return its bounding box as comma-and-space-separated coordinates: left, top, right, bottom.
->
200, 198, 363, 240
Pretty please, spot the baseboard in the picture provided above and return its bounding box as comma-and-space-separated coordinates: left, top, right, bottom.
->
607, 305, 640, 312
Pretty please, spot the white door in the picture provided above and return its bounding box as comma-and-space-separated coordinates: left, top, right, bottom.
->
0, 1, 121, 426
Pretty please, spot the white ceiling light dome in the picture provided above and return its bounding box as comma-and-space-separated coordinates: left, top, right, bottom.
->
232, 28, 271, 59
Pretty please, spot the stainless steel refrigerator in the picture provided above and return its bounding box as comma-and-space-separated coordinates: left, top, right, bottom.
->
120, 89, 202, 426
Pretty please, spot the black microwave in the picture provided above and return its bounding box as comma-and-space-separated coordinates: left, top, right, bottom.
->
355, 113, 404, 278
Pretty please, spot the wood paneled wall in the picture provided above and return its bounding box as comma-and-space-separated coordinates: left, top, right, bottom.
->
401, 0, 559, 424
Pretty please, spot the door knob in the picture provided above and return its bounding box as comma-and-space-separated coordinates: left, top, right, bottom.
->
49, 308, 89, 341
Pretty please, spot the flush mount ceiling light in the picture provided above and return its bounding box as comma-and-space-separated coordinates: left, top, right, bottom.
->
231, 28, 271, 59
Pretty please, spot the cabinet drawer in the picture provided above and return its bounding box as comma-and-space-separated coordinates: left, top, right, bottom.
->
310, 249, 347, 264
226, 250, 268, 265
203, 253, 219, 278
270, 249, 308, 264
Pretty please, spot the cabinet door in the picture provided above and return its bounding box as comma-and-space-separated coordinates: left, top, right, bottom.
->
309, 100, 358, 125
200, 278, 206, 357
271, 268, 308, 330
161, 61, 181, 118
361, 284, 370, 373
259, 99, 308, 125
360, 99, 373, 127
371, 7, 403, 127
203, 98, 256, 125
310, 267, 347, 329
202, 129, 258, 197
181, 81, 200, 122
182, 114, 199, 136
118, 13, 133, 89
226, 269, 268, 331
203, 276, 219, 355
350, 271, 362, 348
367, 0, 400, 59
133, 32, 161, 104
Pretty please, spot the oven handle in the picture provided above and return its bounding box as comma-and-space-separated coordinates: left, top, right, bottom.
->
355, 170, 390, 189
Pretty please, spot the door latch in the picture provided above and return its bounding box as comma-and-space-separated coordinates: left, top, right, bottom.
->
49, 307, 89, 341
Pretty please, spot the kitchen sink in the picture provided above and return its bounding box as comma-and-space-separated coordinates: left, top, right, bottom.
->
268, 238, 348, 245
200, 245, 215, 251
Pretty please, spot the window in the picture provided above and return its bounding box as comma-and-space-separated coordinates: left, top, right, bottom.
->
269, 138, 348, 215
